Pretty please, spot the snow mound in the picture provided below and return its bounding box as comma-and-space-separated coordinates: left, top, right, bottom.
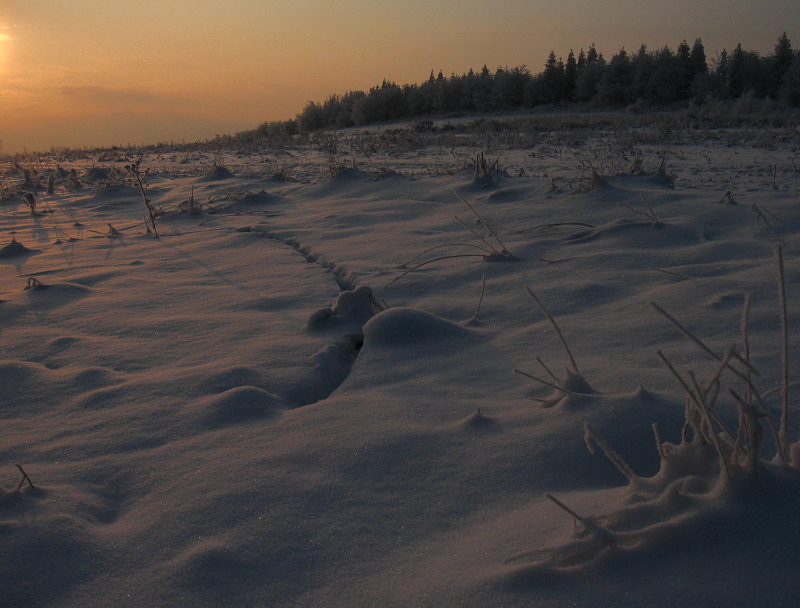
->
362, 307, 472, 348
307, 285, 378, 331
0, 237, 38, 258
454, 408, 500, 433
198, 165, 236, 181
167, 538, 252, 591
195, 366, 265, 395
0, 360, 56, 409
193, 386, 285, 429
22, 279, 93, 310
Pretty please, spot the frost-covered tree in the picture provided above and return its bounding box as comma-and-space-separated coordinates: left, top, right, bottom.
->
276, 32, 799, 133
686, 39, 711, 101
535, 51, 564, 104
472, 65, 494, 112
575, 47, 606, 102
598, 48, 634, 104
563, 50, 578, 102
728, 43, 768, 98
586, 44, 599, 64
773, 32, 794, 80
350, 81, 405, 125
631, 44, 655, 101
779, 51, 800, 107
645, 46, 685, 103
770, 32, 794, 98
493, 65, 529, 108
690, 38, 708, 75
297, 101, 327, 131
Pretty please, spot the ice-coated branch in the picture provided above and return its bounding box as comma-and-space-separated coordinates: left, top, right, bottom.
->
583, 421, 637, 482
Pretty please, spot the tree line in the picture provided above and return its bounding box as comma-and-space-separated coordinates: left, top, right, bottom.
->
249, 33, 800, 138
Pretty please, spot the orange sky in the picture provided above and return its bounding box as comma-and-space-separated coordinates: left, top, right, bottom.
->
1, 0, 797, 154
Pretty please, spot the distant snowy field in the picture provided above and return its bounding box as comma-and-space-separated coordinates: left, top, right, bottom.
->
2, 114, 800, 607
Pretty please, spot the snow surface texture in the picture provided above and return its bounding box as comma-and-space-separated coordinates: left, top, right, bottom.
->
2, 126, 800, 607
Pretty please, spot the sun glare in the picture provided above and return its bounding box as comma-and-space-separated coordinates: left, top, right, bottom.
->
0, 29, 11, 70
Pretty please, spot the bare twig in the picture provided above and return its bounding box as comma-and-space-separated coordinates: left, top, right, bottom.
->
15, 463, 35, 491
776, 246, 790, 460
639, 193, 659, 224
403, 242, 494, 267
752, 204, 784, 244
454, 191, 512, 255
526, 287, 579, 373
546, 493, 590, 526
518, 221, 595, 234
649, 302, 759, 380
650, 267, 692, 279
514, 368, 575, 395
741, 293, 753, 402
454, 216, 503, 257
472, 274, 487, 322
537, 357, 559, 382
384, 254, 486, 287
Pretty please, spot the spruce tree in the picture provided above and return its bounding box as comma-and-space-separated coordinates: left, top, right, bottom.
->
564, 50, 578, 102
690, 39, 708, 75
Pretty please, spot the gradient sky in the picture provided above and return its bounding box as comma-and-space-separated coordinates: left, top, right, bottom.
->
1, 0, 798, 154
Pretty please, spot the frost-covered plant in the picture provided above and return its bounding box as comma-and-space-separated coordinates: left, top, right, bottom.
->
472, 150, 504, 186
385, 191, 513, 287
205, 186, 250, 212
507, 247, 799, 570
513, 287, 600, 408
22, 192, 37, 216
124, 159, 159, 237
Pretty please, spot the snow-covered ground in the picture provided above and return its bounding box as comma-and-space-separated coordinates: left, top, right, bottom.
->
2, 117, 800, 606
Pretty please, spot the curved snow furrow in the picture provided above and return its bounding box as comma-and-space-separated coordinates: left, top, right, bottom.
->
257, 229, 359, 293
228, 229, 379, 407
286, 333, 364, 407
282, 285, 382, 407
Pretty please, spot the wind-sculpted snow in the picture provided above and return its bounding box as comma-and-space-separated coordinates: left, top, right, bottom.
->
564, 218, 705, 247
190, 386, 286, 429
362, 306, 471, 347
1, 131, 800, 607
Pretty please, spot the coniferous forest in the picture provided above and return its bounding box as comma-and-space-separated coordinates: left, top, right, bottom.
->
249, 33, 800, 138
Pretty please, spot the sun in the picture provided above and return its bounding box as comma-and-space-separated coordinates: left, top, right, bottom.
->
0, 30, 11, 73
